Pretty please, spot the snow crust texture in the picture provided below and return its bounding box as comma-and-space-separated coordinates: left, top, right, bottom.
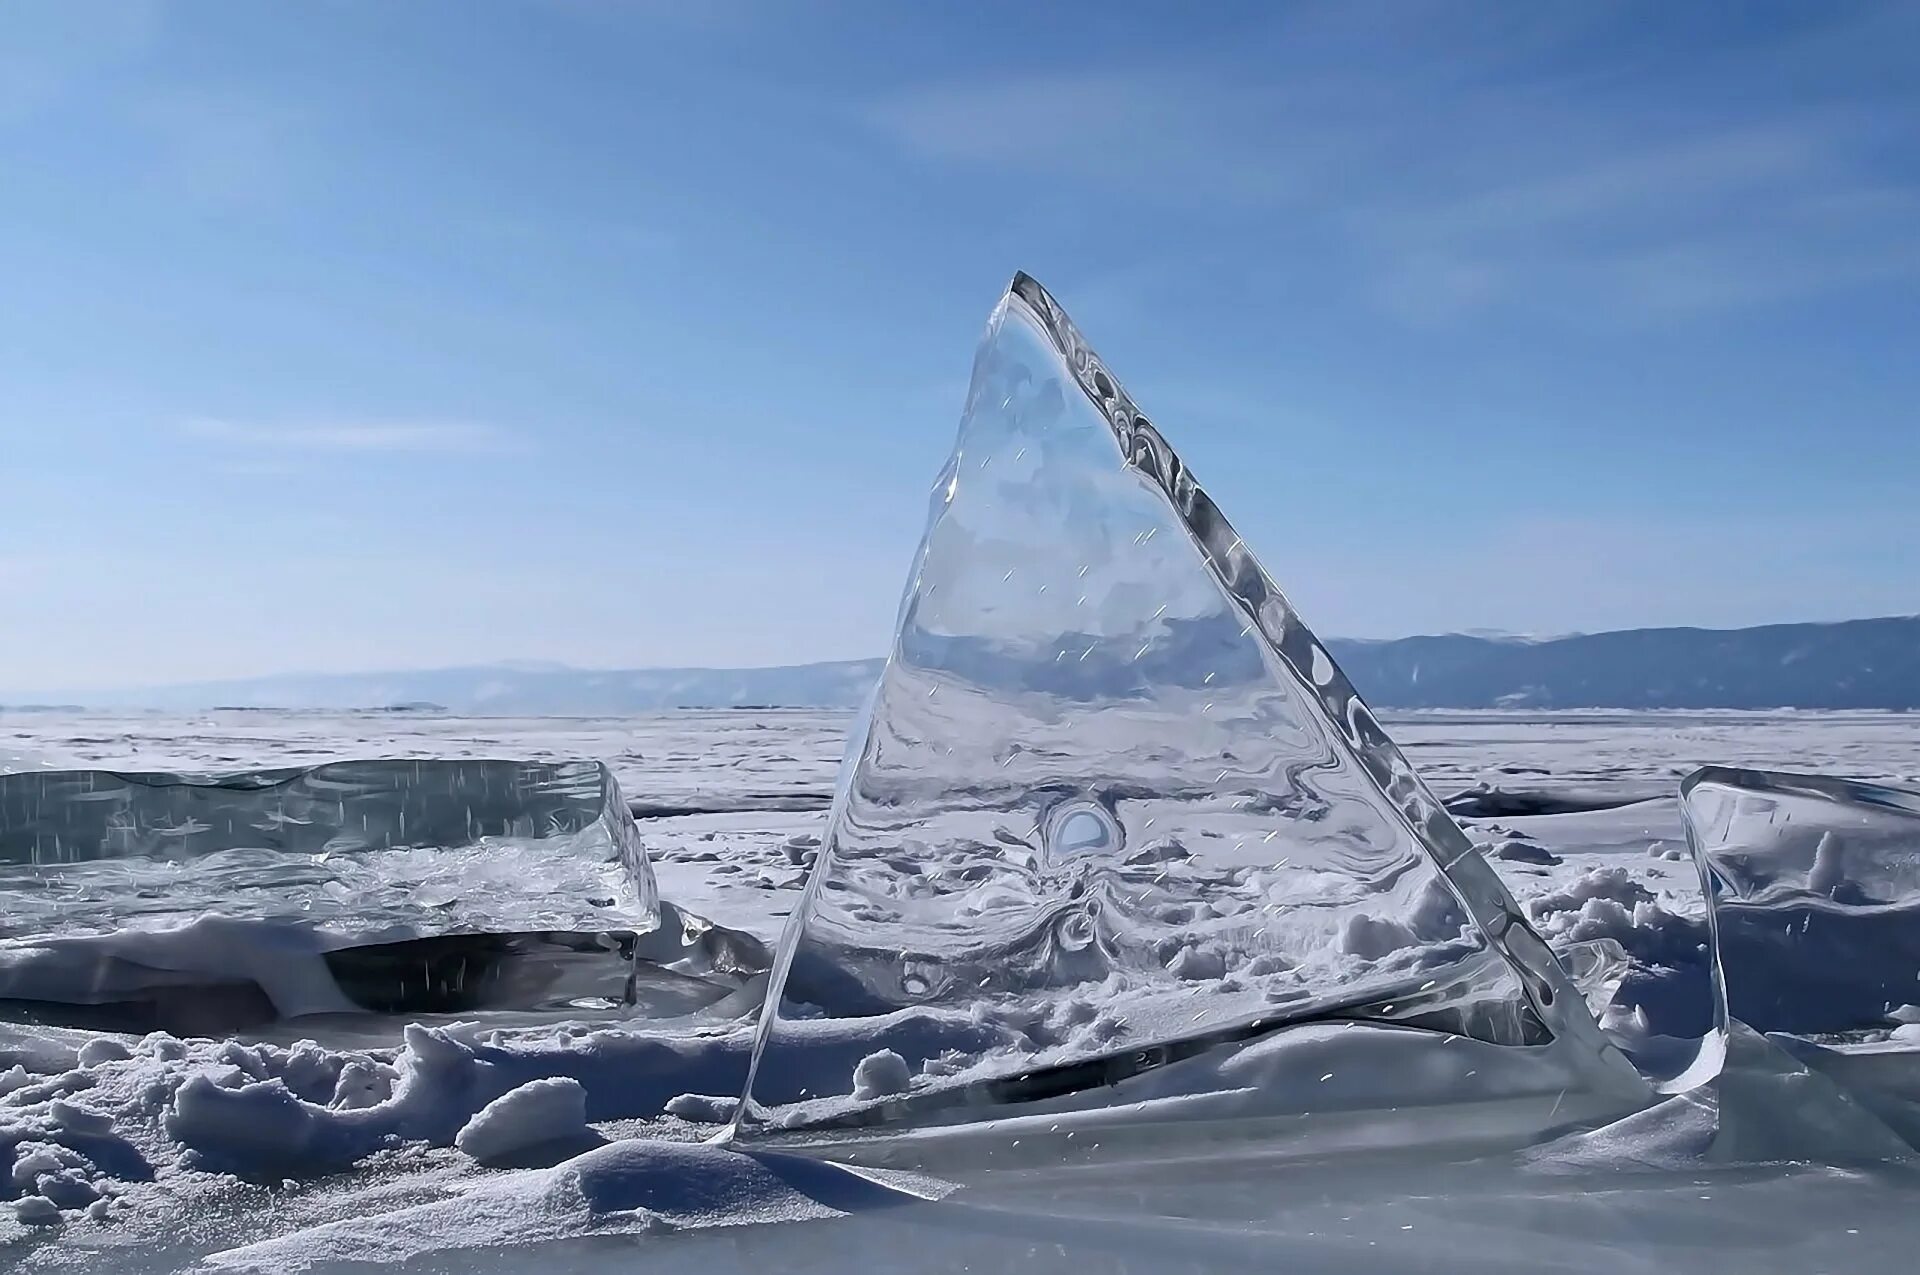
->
0, 711, 1916, 1270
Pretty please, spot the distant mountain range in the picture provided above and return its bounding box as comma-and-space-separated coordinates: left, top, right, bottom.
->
1329, 616, 1919, 710
6, 617, 1915, 713
3, 660, 887, 714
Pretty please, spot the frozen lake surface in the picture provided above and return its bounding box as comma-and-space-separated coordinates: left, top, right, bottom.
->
12, 706, 1920, 797
2, 707, 1919, 1272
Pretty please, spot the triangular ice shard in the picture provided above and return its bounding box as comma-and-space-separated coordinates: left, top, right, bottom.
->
734, 274, 1638, 1140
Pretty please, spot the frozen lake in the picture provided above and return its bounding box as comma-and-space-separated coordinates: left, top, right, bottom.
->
10, 705, 1919, 802
2, 707, 1918, 1272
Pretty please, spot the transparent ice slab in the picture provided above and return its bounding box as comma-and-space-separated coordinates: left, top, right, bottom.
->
0, 759, 703, 1032
733, 274, 1639, 1139
0, 759, 656, 937
1682, 766, 1920, 1040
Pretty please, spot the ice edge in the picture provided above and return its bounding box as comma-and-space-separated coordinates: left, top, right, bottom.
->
1004, 271, 1633, 1079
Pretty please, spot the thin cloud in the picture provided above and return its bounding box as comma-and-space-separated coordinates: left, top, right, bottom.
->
180, 419, 527, 456
1353, 113, 1920, 321
136, 90, 311, 211
868, 8, 1920, 324
868, 69, 1339, 207
0, 2, 159, 123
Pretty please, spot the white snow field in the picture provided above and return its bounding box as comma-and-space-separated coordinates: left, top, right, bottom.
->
1, 706, 1919, 1272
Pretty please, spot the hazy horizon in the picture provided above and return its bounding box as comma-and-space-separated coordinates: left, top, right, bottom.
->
6, 611, 1918, 699
5, 3, 1916, 692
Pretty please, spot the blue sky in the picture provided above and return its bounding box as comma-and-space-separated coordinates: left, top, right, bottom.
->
2, 1, 1916, 691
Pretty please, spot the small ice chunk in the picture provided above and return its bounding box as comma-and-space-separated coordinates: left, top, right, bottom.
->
1124, 837, 1191, 866
1491, 839, 1561, 866
1166, 945, 1227, 982
1244, 952, 1295, 977
35, 1170, 98, 1210
330, 1059, 394, 1110
851, 1050, 912, 1101
663, 1093, 739, 1124
76, 1038, 133, 1067
1807, 830, 1846, 897
1340, 913, 1418, 960
48, 1100, 112, 1134
13, 1195, 60, 1226
11, 1146, 81, 1192
410, 881, 460, 908
141, 1033, 188, 1061
454, 1078, 602, 1169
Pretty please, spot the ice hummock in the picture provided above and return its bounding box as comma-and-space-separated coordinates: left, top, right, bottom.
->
732, 273, 1644, 1140
0, 759, 766, 1033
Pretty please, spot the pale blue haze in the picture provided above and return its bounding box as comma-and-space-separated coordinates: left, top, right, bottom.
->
2, 1, 1916, 691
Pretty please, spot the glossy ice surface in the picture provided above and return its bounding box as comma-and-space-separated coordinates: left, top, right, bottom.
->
1683, 766, 1920, 1038
735, 276, 1627, 1135
0, 759, 669, 1031
0, 759, 657, 940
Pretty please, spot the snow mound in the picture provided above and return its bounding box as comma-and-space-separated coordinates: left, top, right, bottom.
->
455, 1077, 604, 1168
852, 1050, 912, 1100
204, 1140, 952, 1270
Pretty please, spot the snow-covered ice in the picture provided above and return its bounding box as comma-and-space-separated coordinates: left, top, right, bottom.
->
0, 705, 1918, 1270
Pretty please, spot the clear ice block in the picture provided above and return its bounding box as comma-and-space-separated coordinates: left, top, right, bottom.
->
1682, 766, 1920, 1040
734, 274, 1635, 1138
0, 759, 702, 1032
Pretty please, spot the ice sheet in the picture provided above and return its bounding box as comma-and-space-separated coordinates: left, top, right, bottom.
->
2, 707, 1919, 1271
0, 759, 656, 941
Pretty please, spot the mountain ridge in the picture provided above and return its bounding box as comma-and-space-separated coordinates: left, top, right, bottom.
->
1329, 615, 1919, 711
7, 617, 1916, 713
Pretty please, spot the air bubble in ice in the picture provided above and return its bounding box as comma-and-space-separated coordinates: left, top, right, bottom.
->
1047, 803, 1120, 859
